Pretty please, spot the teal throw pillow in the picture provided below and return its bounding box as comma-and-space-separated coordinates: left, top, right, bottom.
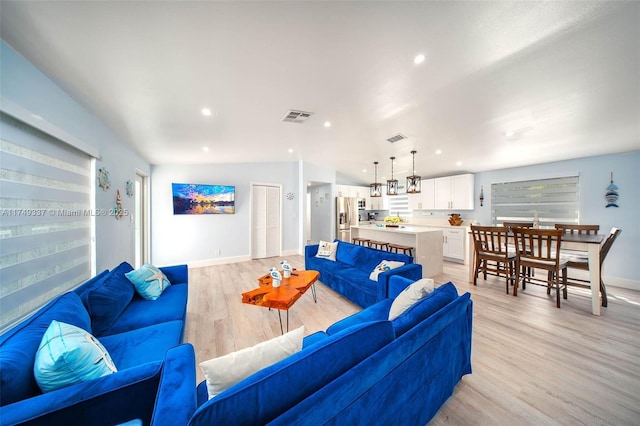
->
34, 320, 117, 393
126, 264, 171, 300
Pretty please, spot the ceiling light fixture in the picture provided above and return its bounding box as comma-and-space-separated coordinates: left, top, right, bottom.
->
414, 54, 426, 65
387, 157, 398, 196
288, 148, 294, 153
324, 121, 331, 128
370, 161, 382, 198
406, 150, 421, 194
456, 161, 463, 166
435, 149, 442, 155
202, 108, 212, 116
504, 130, 515, 138
202, 146, 209, 152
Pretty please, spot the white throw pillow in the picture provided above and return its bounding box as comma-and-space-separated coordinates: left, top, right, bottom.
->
199, 326, 304, 399
388, 278, 435, 320
368, 260, 405, 281
316, 240, 338, 261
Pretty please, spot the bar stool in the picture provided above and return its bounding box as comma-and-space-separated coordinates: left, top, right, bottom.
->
352, 237, 370, 246
368, 241, 389, 251
388, 243, 414, 257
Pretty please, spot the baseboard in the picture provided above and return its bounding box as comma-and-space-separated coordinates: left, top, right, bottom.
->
188, 255, 251, 268
569, 269, 639, 291
282, 248, 303, 256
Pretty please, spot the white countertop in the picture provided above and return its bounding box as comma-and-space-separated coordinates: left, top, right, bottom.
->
351, 224, 442, 234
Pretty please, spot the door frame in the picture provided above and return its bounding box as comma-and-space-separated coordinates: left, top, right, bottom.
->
250, 182, 282, 259
134, 170, 149, 267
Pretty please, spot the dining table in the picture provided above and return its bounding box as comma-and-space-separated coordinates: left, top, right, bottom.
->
467, 231, 606, 315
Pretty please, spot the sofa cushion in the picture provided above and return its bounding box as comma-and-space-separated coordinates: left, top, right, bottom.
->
99, 320, 184, 369
0, 292, 90, 406
335, 242, 362, 266
326, 300, 393, 336
82, 262, 135, 336
98, 283, 188, 336
316, 240, 338, 261
34, 320, 117, 393
200, 326, 304, 399
74, 269, 110, 299
392, 282, 459, 337
369, 260, 405, 281
359, 247, 410, 272
389, 278, 435, 320
190, 321, 394, 425
125, 264, 171, 301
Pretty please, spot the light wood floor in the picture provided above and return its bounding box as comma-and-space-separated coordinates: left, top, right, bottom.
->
184, 256, 640, 425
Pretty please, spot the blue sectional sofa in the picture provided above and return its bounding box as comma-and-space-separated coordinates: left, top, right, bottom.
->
305, 240, 423, 307
150, 276, 473, 426
0, 262, 189, 425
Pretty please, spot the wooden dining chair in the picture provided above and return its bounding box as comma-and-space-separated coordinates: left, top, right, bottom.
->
563, 227, 621, 307
554, 224, 600, 235
470, 225, 516, 294
502, 221, 534, 229
512, 228, 568, 308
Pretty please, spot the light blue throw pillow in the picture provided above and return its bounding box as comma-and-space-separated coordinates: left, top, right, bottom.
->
125, 263, 171, 300
34, 320, 117, 393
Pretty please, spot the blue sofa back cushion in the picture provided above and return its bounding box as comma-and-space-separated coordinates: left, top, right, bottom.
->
359, 246, 411, 272
82, 262, 135, 336
335, 241, 363, 266
392, 282, 459, 337
0, 292, 91, 406
189, 321, 394, 426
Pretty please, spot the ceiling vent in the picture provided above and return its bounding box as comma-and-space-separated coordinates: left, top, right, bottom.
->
282, 110, 314, 123
386, 133, 407, 143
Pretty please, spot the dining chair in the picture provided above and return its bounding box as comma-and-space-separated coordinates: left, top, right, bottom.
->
512, 228, 568, 308
501, 221, 534, 229
554, 224, 600, 235
470, 225, 516, 294
563, 227, 621, 307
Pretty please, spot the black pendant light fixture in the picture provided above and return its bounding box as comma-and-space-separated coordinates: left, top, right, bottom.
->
387, 156, 398, 196
370, 161, 382, 197
406, 150, 421, 194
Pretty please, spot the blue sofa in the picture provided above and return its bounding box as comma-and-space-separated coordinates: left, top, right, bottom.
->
151, 276, 473, 426
305, 240, 423, 308
0, 262, 189, 425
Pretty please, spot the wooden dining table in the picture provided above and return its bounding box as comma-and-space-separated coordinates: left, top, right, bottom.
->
467, 231, 606, 315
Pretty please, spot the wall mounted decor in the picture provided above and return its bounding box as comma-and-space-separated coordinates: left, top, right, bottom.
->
125, 180, 134, 197
286, 192, 294, 200
114, 190, 125, 220
605, 172, 619, 208
479, 185, 484, 207
97, 167, 110, 191
171, 183, 235, 214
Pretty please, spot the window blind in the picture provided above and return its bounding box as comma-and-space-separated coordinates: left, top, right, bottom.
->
388, 190, 411, 218
0, 112, 93, 333
491, 176, 579, 228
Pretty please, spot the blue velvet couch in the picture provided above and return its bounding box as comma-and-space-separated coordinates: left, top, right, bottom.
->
304, 240, 423, 307
0, 262, 189, 425
151, 276, 473, 426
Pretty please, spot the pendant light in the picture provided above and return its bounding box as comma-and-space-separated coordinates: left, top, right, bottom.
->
406, 150, 421, 194
387, 156, 398, 196
370, 161, 382, 197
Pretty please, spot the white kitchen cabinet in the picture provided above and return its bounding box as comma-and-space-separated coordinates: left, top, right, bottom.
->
408, 179, 435, 210
369, 195, 388, 210
443, 228, 465, 262
434, 174, 474, 210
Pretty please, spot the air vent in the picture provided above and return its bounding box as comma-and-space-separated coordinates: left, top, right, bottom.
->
386, 133, 407, 143
282, 110, 314, 123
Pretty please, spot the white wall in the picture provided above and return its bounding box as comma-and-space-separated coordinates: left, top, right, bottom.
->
0, 41, 150, 272
308, 183, 333, 242
150, 161, 300, 266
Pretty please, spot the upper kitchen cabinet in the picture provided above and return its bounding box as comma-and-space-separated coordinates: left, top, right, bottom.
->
408, 179, 435, 210
434, 174, 474, 210
369, 194, 388, 210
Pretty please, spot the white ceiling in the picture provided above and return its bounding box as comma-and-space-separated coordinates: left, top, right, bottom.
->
1, 1, 639, 185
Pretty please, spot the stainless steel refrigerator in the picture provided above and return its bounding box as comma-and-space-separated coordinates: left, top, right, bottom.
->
336, 197, 359, 242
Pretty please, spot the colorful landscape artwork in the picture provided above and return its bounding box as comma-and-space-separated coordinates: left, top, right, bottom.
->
172, 183, 235, 214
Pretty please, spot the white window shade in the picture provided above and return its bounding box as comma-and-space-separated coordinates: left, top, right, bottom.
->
0, 113, 93, 333
491, 176, 579, 227
388, 190, 410, 218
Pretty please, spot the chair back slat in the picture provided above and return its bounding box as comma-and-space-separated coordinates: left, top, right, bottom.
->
513, 228, 564, 269
502, 221, 534, 230
554, 224, 600, 235
599, 228, 621, 266
471, 225, 510, 255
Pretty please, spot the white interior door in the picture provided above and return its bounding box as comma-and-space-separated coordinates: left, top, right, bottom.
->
251, 184, 281, 259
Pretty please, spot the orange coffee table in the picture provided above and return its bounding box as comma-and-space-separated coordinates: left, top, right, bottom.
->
242, 269, 319, 334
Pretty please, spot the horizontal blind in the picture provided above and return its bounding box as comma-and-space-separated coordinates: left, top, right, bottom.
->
491, 176, 579, 228
388, 190, 411, 218
0, 112, 92, 333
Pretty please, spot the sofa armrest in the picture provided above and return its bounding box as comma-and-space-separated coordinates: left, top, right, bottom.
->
160, 264, 188, 285
376, 264, 422, 301
388, 275, 416, 299
326, 300, 393, 336
151, 344, 197, 426
305, 244, 319, 260
0, 362, 163, 426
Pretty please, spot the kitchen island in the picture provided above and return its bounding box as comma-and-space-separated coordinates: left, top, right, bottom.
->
351, 224, 443, 278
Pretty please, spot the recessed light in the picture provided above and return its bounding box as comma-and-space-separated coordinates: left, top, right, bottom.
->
288, 148, 294, 153
435, 149, 442, 155
414, 54, 426, 65
202, 108, 212, 116
324, 121, 331, 128
202, 146, 209, 152
504, 130, 515, 138
362, 169, 367, 173
456, 161, 463, 166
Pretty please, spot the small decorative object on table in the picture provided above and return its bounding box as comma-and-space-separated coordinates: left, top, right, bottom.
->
448, 214, 463, 226
269, 267, 282, 288
280, 260, 292, 278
